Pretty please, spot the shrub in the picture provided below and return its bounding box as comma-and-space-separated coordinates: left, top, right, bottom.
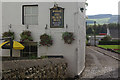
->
101, 35, 111, 41
20, 30, 33, 42
62, 32, 75, 44
40, 56, 48, 59
99, 40, 120, 45
86, 35, 89, 41
28, 55, 37, 59
2, 30, 14, 40
39, 33, 53, 47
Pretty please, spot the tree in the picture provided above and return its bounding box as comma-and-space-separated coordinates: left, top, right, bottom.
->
86, 27, 93, 35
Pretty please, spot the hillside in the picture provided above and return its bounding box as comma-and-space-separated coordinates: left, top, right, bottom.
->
87, 14, 118, 25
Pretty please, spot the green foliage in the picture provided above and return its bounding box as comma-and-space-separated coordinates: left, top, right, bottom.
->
40, 56, 48, 59
86, 35, 89, 41
101, 35, 111, 41
86, 24, 107, 35
62, 32, 75, 44
2, 30, 14, 40
99, 40, 120, 45
98, 45, 120, 49
108, 23, 119, 29
28, 55, 37, 59
20, 30, 33, 42
87, 18, 110, 25
39, 33, 53, 47
86, 26, 93, 35
86, 23, 119, 35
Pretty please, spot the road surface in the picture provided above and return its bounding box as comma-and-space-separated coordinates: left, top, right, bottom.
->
80, 46, 120, 79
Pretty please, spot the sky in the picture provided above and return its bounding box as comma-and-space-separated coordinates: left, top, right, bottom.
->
86, 0, 120, 15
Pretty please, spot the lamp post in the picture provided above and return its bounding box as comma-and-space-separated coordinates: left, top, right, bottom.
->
86, 22, 87, 27
93, 21, 96, 46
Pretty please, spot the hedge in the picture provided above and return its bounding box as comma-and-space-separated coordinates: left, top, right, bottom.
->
99, 40, 120, 45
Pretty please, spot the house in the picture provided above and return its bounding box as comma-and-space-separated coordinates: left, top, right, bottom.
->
0, 0, 86, 76
88, 35, 106, 46
0, 1, 2, 80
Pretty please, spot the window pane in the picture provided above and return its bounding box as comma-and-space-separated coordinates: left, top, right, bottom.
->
30, 46, 37, 52
20, 44, 37, 57
24, 16, 32, 25
24, 7, 31, 14
31, 16, 38, 25
23, 5, 38, 25
32, 6, 38, 14
25, 16, 38, 25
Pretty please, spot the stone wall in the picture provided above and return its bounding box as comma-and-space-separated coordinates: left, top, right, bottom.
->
2, 58, 70, 79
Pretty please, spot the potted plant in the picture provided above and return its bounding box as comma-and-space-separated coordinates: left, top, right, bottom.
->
20, 30, 33, 42
39, 33, 53, 47
2, 30, 14, 40
62, 32, 75, 44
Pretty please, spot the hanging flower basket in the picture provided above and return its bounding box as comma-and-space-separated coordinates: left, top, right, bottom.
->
39, 33, 53, 47
62, 32, 75, 44
2, 30, 14, 40
20, 30, 33, 42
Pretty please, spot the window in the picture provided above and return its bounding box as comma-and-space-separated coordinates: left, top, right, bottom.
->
22, 5, 38, 25
20, 42, 37, 57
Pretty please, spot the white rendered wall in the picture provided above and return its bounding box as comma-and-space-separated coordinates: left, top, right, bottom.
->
0, 1, 1, 58
0, 1, 2, 79
77, 2, 86, 75
2, 2, 86, 76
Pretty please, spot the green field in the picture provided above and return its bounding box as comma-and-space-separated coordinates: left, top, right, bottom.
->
87, 18, 110, 25
98, 45, 120, 53
98, 45, 120, 49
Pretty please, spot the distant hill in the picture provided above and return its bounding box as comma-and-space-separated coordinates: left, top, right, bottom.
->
87, 14, 118, 25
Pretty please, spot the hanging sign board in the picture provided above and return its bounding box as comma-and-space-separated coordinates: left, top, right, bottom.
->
50, 5, 64, 28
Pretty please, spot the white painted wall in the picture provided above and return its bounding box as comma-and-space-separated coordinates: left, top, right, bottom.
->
1, 2, 86, 76
0, 1, 2, 56
77, 2, 86, 75
0, 1, 2, 79
1, 0, 86, 2
88, 35, 105, 46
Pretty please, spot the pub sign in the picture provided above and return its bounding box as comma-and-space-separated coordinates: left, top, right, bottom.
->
50, 5, 64, 28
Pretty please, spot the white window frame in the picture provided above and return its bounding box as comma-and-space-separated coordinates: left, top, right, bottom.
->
22, 5, 38, 25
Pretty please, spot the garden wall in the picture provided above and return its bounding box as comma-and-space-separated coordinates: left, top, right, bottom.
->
2, 58, 70, 79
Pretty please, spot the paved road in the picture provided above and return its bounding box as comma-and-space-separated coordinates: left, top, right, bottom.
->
80, 46, 120, 79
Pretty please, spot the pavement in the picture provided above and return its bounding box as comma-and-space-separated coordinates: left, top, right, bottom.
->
80, 46, 120, 79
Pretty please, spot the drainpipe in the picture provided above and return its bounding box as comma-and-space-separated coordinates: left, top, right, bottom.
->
93, 21, 96, 46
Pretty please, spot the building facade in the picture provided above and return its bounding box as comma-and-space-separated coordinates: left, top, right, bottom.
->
0, 0, 86, 76
88, 35, 106, 46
